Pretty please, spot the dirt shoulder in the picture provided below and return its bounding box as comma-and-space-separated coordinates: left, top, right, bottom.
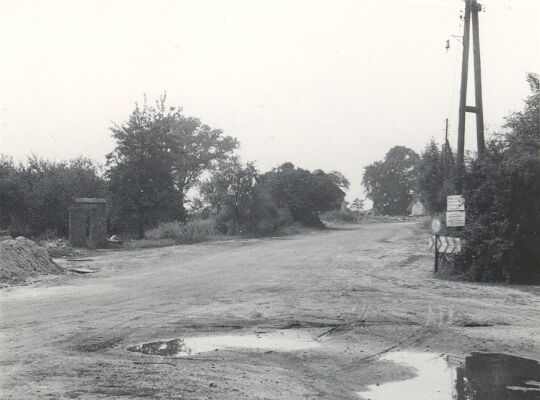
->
1, 221, 538, 399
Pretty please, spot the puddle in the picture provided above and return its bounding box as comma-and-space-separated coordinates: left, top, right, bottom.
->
128, 329, 320, 357
357, 351, 540, 400
69, 267, 99, 274
127, 339, 187, 356
357, 352, 455, 400
455, 352, 540, 400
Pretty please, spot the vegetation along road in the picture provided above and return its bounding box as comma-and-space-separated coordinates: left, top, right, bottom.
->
1, 221, 539, 399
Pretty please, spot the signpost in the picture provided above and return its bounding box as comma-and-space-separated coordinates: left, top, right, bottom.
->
430, 236, 463, 254
431, 218, 442, 272
446, 211, 466, 227
429, 234, 463, 274
446, 195, 466, 228
431, 218, 441, 234
447, 195, 465, 211
431, 196, 466, 274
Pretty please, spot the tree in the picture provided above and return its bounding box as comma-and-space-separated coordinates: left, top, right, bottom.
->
167, 108, 238, 208
27, 156, 107, 236
200, 158, 279, 235
0, 155, 26, 232
350, 198, 364, 212
106, 95, 237, 237
0, 155, 106, 236
260, 163, 346, 225
327, 171, 350, 190
416, 139, 456, 214
451, 73, 540, 282
106, 98, 182, 237
362, 146, 420, 215
311, 169, 347, 211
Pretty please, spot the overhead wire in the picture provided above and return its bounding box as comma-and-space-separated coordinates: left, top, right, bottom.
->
354, 0, 460, 10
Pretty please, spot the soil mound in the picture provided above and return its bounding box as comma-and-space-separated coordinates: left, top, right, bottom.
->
0, 237, 64, 284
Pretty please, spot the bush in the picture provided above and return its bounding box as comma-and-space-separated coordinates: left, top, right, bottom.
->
145, 219, 218, 243
320, 209, 360, 223
260, 163, 346, 226
450, 144, 540, 282
213, 191, 283, 236
201, 159, 290, 236
448, 73, 540, 283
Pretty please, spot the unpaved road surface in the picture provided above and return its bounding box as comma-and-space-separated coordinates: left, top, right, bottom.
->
1, 222, 539, 399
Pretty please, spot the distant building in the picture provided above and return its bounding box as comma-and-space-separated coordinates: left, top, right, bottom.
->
409, 198, 426, 216
68, 198, 107, 249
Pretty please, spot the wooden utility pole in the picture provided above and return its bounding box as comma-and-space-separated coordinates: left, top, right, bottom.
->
443, 118, 449, 182
471, 0, 485, 156
456, 0, 485, 193
456, 0, 471, 193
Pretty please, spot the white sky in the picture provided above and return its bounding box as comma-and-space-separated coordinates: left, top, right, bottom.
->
0, 0, 538, 202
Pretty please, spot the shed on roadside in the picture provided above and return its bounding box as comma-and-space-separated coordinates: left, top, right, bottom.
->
68, 198, 107, 249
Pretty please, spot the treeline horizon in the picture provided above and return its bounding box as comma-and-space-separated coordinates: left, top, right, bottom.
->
2, 73, 537, 284
0, 95, 350, 239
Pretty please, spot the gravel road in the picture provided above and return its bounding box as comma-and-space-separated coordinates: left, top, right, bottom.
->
1, 221, 539, 399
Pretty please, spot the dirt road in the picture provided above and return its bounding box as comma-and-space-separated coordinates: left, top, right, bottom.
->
1, 221, 539, 399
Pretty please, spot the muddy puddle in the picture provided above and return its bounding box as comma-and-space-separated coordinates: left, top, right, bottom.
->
127, 339, 187, 356
128, 329, 321, 357
358, 351, 540, 400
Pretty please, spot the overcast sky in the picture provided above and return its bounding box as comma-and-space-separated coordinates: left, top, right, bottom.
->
1, 0, 538, 202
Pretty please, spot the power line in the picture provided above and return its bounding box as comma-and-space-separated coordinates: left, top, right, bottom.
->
355, 0, 460, 10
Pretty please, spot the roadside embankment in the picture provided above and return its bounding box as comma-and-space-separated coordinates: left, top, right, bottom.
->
0, 237, 64, 284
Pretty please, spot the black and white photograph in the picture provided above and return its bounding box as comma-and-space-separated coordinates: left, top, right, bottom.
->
0, 0, 539, 398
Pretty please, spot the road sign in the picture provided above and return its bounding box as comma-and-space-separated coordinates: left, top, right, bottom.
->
446, 211, 466, 227
447, 195, 465, 211
429, 235, 462, 253
431, 218, 441, 234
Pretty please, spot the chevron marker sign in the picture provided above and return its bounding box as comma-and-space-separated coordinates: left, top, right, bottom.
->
429, 235, 462, 254
429, 235, 436, 251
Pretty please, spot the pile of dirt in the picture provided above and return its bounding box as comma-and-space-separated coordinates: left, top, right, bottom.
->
0, 237, 64, 284
41, 238, 88, 258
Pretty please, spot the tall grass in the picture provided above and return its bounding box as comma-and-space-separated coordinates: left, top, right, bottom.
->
145, 219, 219, 244
320, 209, 362, 224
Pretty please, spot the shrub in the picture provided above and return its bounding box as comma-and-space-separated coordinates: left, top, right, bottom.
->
145, 219, 217, 243
448, 73, 540, 283
201, 159, 288, 236
260, 163, 346, 226
320, 209, 360, 223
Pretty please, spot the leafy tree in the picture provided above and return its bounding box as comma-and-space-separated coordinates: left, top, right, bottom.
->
200, 158, 279, 235
417, 139, 456, 214
362, 146, 420, 215
106, 95, 237, 237
311, 169, 348, 211
327, 170, 350, 190
350, 198, 364, 212
451, 73, 540, 282
0, 155, 26, 232
106, 100, 180, 237
0, 155, 106, 236
167, 108, 238, 207
261, 163, 346, 225
416, 140, 443, 213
